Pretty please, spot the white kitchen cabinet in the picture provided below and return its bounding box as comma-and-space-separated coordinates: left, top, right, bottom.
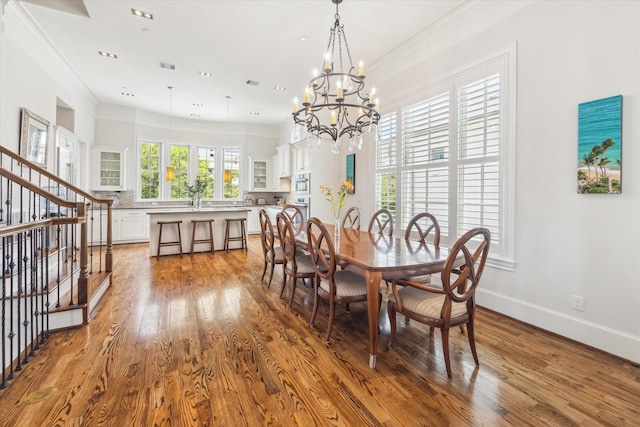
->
117, 210, 149, 242
92, 147, 127, 191
89, 208, 149, 244
276, 145, 291, 178
249, 158, 271, 191
293, 142, 310, 172
247, 207, 260, 234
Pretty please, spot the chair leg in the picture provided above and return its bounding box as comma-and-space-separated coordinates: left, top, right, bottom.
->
288, 276, 297, 308
467, 318, 479, 366
279, 264, 287, 298
267, 261, 275, 288
442, 326, 452, 379
325, 298, 336, 344
345, 303, 350, 313
260, 260, 268, 282
310, 278, 320, 327
387, 300, 397, 348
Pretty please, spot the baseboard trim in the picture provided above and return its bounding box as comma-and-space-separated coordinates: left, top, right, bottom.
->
477, 288, 640, 364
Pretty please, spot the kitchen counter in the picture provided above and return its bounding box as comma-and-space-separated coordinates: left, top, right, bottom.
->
148, 208, 250, 256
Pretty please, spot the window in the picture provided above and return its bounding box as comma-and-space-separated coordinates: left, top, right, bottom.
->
373, 47, 515, 266
374, 113, 397, 218
223, 148, 240, 199
169, 145, 189, 199
196, 147, 215, 198
140, 141, 160, 199
138, 140, 241, 202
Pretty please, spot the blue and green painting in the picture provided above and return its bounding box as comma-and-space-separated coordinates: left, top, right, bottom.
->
578, 95, 622, 194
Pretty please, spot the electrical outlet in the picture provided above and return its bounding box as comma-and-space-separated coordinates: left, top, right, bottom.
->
571, 295, 584, 311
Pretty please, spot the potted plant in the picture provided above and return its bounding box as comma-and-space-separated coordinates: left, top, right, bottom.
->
186, 176, 212, 210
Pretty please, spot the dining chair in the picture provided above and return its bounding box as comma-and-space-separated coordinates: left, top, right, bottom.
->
341, 207, 361, 230
387, 227, 491, 379
402, 212, 441, 285
258, 209, 284, 289
276, 212, 315, 309
367, 208, 394, 287
306, 217, 380, 343
405, 212, 440, 247
367, 208, 393, 236
282, 204, 304, 228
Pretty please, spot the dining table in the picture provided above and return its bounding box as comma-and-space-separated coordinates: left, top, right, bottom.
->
291, 222, 455, 369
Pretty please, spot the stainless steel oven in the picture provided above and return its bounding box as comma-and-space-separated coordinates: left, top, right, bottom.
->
293, 195, 310, 222
294, 172, 310, 195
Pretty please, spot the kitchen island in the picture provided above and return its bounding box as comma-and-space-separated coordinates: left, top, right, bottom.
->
147, 207, 250, 257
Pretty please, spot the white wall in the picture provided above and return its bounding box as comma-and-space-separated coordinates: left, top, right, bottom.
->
358, 0, 639, 362
95, 105, 280, 196
0, 1, 97, 174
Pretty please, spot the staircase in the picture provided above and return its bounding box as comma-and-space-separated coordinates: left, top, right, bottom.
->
0, 145, 113, 389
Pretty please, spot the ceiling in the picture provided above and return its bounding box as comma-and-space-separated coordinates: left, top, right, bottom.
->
19, 0, 466, 126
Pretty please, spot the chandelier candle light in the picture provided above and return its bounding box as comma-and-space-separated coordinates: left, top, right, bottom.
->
293, 0, 380, 154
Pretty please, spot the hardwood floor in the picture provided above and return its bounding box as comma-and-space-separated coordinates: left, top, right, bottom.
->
1, 238, 639, 426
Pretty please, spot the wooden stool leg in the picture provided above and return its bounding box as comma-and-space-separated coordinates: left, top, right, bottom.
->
190, 222, 197, 254
224, 221, 230, 252
209, 221, 215, 252
176, 223, 183, 257
241, 219, 247, 250
157, 223, 163, 260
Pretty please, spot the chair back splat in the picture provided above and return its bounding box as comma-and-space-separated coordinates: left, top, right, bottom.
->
341, 207, 361, 230
405, 212, 440, 248
368, 208, 393, 237
282, 204, 304, 229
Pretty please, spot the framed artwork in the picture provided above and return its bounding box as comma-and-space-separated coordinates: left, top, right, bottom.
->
346, 153, 355, 194
20, 107, 50, 168
577, 95, 622, 194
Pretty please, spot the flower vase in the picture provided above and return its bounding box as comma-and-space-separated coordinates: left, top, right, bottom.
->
334, 211, 341, 240
193, 195, 202, 210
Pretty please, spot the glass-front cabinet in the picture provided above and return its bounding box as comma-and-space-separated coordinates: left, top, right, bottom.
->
249, 158, 270, 191
93, 147, 127, 190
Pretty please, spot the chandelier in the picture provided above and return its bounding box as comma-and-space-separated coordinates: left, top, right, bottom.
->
292, 0, 380, 154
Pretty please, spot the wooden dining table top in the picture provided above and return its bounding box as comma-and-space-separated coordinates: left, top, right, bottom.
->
289, 221, 455, 369
292, 223, 452, 280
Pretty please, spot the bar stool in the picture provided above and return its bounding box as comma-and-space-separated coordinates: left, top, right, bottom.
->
224, 218, 247, 252
190, 219, 215, 253
157, 220, 183, 259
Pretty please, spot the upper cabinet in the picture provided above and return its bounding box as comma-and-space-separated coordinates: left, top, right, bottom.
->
92, 147, 127, 190
293, 142, 310, 172
276, 145, 291, 178
249, 157, 271, 191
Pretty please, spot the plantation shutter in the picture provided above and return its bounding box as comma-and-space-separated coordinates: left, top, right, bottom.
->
400, 93, 450, 233
457, 73, 501, 243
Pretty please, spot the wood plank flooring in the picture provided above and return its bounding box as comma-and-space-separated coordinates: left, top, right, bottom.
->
1, 238, 639, 426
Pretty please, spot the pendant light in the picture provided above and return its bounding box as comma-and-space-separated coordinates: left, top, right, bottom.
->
166, 86, 175, 181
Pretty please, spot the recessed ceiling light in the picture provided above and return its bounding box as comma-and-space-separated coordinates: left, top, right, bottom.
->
274, 86, 286, 91
131, 8, 153, 20
159, 62, 176, 70
98, 51, 117, 59
120, 92, 134, 97
246, 80, 260, 86
299, 35, 307, 41
192, 103, 203, 107
199, 71, 212, 77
